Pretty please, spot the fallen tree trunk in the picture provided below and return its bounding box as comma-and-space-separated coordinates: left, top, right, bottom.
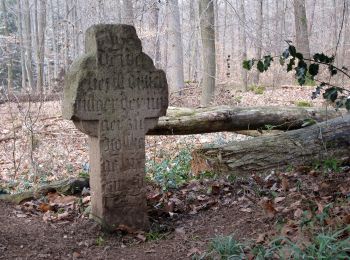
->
0, 178, 89, 204
196, 115, 350, 175
148, 106, 344, 135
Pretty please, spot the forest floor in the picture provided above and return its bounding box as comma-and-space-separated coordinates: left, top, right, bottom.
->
0, 85, 349, 259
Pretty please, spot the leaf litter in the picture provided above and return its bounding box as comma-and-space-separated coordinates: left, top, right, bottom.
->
0, 85, 348, 258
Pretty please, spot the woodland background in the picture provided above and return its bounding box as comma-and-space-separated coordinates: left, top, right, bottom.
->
0, 0, 349, 104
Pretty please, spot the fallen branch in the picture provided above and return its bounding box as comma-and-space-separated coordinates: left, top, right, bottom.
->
148, 106, 344, 135
0, 177, 89, 204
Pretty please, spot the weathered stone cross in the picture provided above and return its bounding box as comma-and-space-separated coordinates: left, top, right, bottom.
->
62, 24, 168, 230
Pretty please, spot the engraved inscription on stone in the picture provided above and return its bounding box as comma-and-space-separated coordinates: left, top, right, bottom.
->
62, 24, 168, 230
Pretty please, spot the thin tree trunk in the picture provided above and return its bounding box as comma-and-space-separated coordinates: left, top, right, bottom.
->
17, 0, 27, 90
36, 0, 46, 93
239, 0, 248, 90
308, 0, 316, 37
1, 0, 13, 92
293, 0, 311, 62
49, 0, 58, 79
24, 0, 35, 92
254, 0, 263, 85
167, 0, 185, 92
115, 0, 121, 23
150, 0, 161, 68
121, 0, 134, 25
199, 0, 216, 105
64, 0, 70, 71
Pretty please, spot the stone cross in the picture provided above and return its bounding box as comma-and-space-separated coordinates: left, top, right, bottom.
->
62, 24, 168, 230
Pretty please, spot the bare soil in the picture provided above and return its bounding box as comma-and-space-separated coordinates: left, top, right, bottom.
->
0, 201, 266, 259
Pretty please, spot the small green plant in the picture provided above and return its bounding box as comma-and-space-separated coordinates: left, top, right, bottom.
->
313, 158, 341, 174
146, 149, 192, 191
287, 227, 350, 259
207, 235, 245, 259
197, 171, 217, 180
249, 85, 266, 95
146, 231, 167, 241
233, 96, 243, 103
295, 100, 313, 107
96, 236, 105, 246
322, 158, 341, 173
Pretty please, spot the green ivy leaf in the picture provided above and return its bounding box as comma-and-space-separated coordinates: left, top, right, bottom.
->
282, 49, 290, 59
295, 52, 304, 60
289, 45, 297, 57
296, 67, 306, 85
308, 64, 319, 77
263, 55, 273, 71
313, 53, 334, 63
257, 60, 264, 72
243, 60, 254, 70
346, 98, 350, 110
287, 58, 295, 72
323, 87, 338, 102
328, 65, 337, 76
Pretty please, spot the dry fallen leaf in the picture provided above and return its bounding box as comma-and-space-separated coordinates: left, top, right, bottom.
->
259, 198, 277, 218
136, 233, 146, 242
294, 208, 303, 219
240, 208, 252, 213
281, 177, 289, 192
256, 233, 267, 244
57, 212, 70, 220
274, 197, 285, 203
187, 248, 201, 257
116, 224, 136, 234
39, 203, 53, 212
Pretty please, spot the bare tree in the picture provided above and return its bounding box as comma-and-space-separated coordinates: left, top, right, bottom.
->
1, 0, 13, 92
36, 0, 47, 92
23, 0, 35, 91
122, 0, 134, 25
149, 0, 161, 68
239, 0, 248, 90
293, 0, 311, 62
199, 0, 216, 106
167, 0, 185, 92
254, 0, 263, 85
17, 0, 27, 89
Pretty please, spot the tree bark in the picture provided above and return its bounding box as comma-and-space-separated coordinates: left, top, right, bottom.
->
196, 115, 350, 175
17, 0, 27, 90
49, 0, 58, 80
121, 0, 134, 25
23, 0, 35, 91
167, 0, 185, 92
0, 178, 89, 204
254, 0, 263, 85
149, 0, 161, 68
239, 0, 248, 90
293, 0, 311, 62
147, 106, 345, 135
1, 0, 13, 92
199, 0, 216, 105
36, 0, 46, 93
